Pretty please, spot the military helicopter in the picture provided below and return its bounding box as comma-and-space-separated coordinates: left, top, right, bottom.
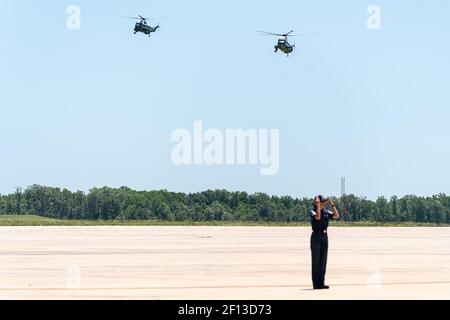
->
256, 30, 318, 57
124, 15, 160, 37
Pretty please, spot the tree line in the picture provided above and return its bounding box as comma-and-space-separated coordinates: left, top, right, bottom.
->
0, 185, 449, 224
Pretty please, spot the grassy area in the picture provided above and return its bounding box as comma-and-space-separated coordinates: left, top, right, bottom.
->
0, 215, 306, 226
0, 215, 448, 227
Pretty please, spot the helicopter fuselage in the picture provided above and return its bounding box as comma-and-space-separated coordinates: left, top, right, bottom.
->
275, 39, 294, 55
134, 22, 159, 36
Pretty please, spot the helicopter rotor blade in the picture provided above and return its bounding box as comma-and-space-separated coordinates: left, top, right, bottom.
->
255, 31, 284, 37
256, 30, 319, 37
285, 33, 320, 37
115, 15, 142, 20
116, 15, 171, 21
138, 15, 171, 21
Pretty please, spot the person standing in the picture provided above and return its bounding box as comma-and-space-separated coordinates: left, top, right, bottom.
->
310, 195, 340, 289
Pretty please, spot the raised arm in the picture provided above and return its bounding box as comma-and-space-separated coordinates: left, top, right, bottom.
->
313, 196, 321, 220
329, 198, 340, 220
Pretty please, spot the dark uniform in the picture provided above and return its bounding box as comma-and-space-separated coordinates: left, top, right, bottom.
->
310, 208, 334, 289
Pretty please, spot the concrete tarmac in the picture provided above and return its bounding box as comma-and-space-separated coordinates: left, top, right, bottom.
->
0, 226, 449, 299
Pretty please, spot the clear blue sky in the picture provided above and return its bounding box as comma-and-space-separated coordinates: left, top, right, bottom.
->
1, 0, 449, 199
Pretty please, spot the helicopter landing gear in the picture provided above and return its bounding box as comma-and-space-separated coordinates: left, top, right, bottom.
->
274, 46, 278, 53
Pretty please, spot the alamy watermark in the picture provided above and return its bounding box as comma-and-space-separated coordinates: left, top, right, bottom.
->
66, 265, 82, 290
367, 5, 382, 30
171, 121, 280, 176
66, 5, 81, 30
367, 265, 381, 288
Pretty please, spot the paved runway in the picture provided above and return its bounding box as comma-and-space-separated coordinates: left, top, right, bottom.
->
0, 226, 449, 299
